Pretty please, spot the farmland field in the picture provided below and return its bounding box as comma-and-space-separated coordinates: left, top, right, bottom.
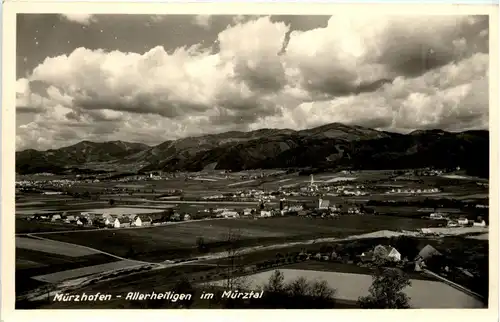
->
40, 215, 441, 262
205, 269, 485, 308
16, 248, 118, 294
16, 237, 99, 257
32, 260, 146, 283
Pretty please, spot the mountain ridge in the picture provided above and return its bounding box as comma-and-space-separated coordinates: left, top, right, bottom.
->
16, 123, 489, 178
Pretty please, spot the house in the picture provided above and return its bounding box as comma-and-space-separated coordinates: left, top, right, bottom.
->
430, 213, 446, 220
133, 215, 152, 227
77, 217, 89, 226
379, 245, 401, 262
64, 215, 76, 223
221, 211, 239, 218
51, 214, 62, 222
348, 207, 361, 215
114, 217, 132, 228
473, 220, 487, 227
318, 198, 330, 209
447, 220, 459, 227
104, 216, 114, 227
415, 244, 442, 262
260, 210, 272, 217
457, 217, 469, 225
182, 213, 191, 221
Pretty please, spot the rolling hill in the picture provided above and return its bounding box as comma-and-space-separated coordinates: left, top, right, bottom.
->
15, 124, 489, 178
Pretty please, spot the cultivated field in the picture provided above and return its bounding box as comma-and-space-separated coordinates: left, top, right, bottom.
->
205, 269, 485, 308
16, 237, 99, 257
32, 260, 146, 283
39, 215, 441, 262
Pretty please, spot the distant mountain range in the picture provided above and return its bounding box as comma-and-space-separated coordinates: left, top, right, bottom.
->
16, 123, 489, 178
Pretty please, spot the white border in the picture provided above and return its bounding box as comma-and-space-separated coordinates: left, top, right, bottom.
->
2, 2, 499, 322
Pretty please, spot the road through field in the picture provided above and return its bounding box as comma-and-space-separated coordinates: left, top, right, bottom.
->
20, 227, 486, 303
26, 234, 156, 265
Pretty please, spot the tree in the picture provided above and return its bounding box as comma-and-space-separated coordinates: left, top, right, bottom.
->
109, 199, 115, 206
223, 228, 248, 290
264, 270, 286, 293
309, 279, 336, 300
286, 276, 310, 297
358, 267, 412, 308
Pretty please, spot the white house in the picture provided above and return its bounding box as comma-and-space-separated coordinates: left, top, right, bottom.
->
114, 217, 132, 228
51, 214, 62, 222
473, 220, 487, 227
221, 211, 239, 218
133, 215, 152, 227
260, 210, 272, 217
385, 246, 402, 262
104, 217, 114, 227
374, 245, 401, 262
64, 215, 76, 223
457, 217, 469, 225
318, 198, 330, 209
430, 213, 446, 220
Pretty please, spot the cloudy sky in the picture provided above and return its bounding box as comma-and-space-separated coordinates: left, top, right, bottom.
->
16, 13, 489, 151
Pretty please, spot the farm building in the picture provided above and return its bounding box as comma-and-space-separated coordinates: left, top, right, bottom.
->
347, 207, 361, 215
64, 215, 76, 223
50, 214, 62, 222
318, 198, 330, 209
182, 213, 191, 221
133, 215, 152, 227
430, 213, 446, 220
415, 245, 442, 262
114, 217, 132, 228
104, 217, 114, 227
77, 217, 90, 226
447, 220, 459, 227
457, 217, 469, 225
221, 211, 240, 218
473, 220, 487, 227
373, 245, 401, 262
260, 210, 272, 217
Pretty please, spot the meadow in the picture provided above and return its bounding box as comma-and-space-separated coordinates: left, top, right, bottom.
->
205, 269, 485, 308
39, 215, 441, 262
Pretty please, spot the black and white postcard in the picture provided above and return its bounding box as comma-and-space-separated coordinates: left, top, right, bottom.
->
1, 2, 498, 322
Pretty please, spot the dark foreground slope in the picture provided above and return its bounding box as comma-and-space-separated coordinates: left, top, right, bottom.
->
16, 124, 489, 178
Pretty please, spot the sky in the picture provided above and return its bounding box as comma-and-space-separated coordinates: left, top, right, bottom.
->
16, 14, 489, 151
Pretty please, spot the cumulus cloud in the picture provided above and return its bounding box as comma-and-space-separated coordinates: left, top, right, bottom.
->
193, 15, 212, 29
60, 14, 96, 25
16, 15, 489, 150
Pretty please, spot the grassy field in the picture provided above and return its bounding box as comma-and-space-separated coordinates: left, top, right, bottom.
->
16, 237, 99, 257
32, 260, 146, 283
206, 269, 485, 308
16, 248, 117, 294
38, 215, 440, 262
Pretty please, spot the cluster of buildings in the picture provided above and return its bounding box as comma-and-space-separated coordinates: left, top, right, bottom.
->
26, 210, 192, 228
16, 179, 75, 190
385, 187, 440, 195
429, 212, 487, 228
